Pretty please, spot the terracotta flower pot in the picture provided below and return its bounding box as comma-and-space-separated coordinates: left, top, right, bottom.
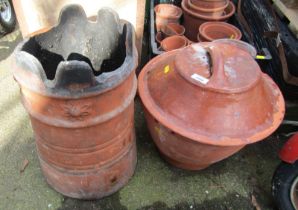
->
154, 4, 182, 31
182, 0, 236, 41
190, 0, 228, 9
138, 40, 285, 170
161, 35, 188, 51
187, 0, 229, 17
161, 23, 185, 38
198, 21, 242, 42
12, 5, 138, 199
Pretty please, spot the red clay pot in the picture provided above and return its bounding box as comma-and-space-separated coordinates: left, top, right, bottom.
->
161, 35, 188, 51
190, 0, 228, 9
198, 21, 242, 42
161, 23, 185, 38
12, 6, 138, 199
187, 0, 229, 17
182, 0, 236, 41
155, 4, 182, 31
138, 40, 285, 170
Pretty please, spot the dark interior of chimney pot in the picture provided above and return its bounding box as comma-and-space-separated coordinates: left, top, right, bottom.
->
21, 29, 126, 80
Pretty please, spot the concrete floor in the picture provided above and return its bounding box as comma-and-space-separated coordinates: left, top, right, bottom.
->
0, 30, 292, 210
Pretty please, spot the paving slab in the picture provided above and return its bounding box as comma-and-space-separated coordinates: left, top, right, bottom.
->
0, 30, 290, 210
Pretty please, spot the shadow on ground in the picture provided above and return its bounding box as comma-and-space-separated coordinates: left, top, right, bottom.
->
138, 192, 253, 210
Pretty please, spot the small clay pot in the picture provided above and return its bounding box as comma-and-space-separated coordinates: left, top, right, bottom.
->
155, 4, 183, 31
198, 22, 242, 42
161, 23, 185, 37
182, 0, 236, 41
161, 35, 188, 51
187, 0, 228, 17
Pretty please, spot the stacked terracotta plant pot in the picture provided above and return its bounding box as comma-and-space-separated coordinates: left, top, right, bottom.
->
161, 35, 189, 52
197, 21, 242, 42
154, 4, 182, 31
154, 4, 191, 52
162, 23, 185, 38
188, 0, 228, 17
182, 0, 235, 41
156, 23, 186, 45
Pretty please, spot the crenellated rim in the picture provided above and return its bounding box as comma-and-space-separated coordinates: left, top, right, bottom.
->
12, 5, 138, 98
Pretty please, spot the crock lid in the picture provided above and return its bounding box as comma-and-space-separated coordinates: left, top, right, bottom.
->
138, 40, 285, 146
175, 40, 261, 93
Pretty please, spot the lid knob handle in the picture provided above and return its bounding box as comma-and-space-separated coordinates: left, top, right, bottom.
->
204, 45, 229, 89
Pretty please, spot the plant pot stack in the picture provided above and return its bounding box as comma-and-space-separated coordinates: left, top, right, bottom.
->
161, 35, 189, 52
182, 0, 235, 41
154, 4, 182, 31
197, 21, 242, 42
155, 4, 192, 52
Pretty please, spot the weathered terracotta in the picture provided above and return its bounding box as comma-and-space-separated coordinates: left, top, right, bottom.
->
154, 4, 182, 31
161, 23, 185, 38
197, 34, 203, 42
190, 0, 227, 9
161, 35, 188, 51
198, 21, 242, 42
182, 0, 236, 41
138, 39, 285, 170
156, 31, 163, 44
187, 0, 228, 17
185, 36, 194, 45
12, 5, 138, 199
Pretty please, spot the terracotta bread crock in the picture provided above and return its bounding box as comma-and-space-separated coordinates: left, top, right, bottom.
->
182, 0, 236, 41
138, 39, 285, 170
198, 21, 242, 42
